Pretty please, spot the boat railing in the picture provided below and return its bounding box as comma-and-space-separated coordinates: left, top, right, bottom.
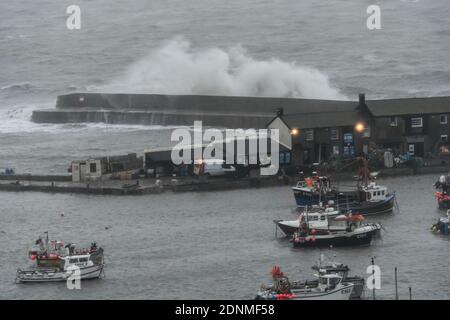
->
17, 267, 61, 275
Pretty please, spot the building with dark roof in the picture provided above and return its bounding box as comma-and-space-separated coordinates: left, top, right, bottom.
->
267, 94, 450, 166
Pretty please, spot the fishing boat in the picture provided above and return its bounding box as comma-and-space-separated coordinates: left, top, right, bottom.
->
255, 266, 354, 300
292, 158, 395, 216
16, 233, 105, 283
291, 212, 381, 247
431, 210, 450, 235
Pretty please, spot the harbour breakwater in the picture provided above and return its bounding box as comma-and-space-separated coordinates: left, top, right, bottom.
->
31, 93, 354, 128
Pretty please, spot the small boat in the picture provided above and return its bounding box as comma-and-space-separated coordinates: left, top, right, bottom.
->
431, 210, 450, 235
292, 158, 395, 216
16, 233, 105, 283
255, 266, 354, 300
291, 212, 381, 247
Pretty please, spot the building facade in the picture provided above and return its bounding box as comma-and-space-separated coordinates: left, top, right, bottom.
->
267, 94, 450, 166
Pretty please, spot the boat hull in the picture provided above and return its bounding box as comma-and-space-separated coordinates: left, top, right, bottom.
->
293, 190, 395, 215
16, 264, 104, 283
340, 194, 395, 215
293, 227, 379, 248
256, 283, 354, 300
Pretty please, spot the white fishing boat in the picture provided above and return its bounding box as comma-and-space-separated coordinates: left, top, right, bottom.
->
255, 266, 354, 300
16, 233, 105, 283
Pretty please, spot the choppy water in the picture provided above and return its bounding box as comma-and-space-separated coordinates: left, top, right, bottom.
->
0, 174, 449, 299
1, 0, 450, 300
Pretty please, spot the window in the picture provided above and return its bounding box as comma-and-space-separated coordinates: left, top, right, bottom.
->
390, 117, 398, 126
279, 152, 291, 165
90, 163, 97, 173
305, 129, 314, 141
440, 115, 448, 124
363, 126, 371, 138
285, 152, 291, 164
411, 117, 423, 128
330, 128, 339, 140
343, 133, 353, 144
441, 135, 448, 143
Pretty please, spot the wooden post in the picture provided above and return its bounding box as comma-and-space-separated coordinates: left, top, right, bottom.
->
395, 267, 398, 300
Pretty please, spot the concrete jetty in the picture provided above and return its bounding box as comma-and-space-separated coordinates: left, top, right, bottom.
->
31, 93, 354, 128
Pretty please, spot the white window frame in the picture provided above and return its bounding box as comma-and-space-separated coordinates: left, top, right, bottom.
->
441, 135, 448, 143
440, 114, 448, 125
411, 117, 423, 128
330, 128, 339, 140
305, 129, 314, 141
408, 144, 415, 155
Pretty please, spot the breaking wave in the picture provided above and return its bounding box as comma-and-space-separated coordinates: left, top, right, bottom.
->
103, 38, 346, 100
1, 82, 34, 91
0, 104, 183, 134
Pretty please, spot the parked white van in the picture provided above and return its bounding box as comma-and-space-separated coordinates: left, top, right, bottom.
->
193, 159, 236, 177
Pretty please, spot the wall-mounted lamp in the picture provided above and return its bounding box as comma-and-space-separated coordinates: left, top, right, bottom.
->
355, 122, 365, 133
291, 128, 299, 136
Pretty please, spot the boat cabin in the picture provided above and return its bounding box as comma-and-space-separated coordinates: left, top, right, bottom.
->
61, 254, 94, 270
361, 183, 388, 202
316, 274, 343, 292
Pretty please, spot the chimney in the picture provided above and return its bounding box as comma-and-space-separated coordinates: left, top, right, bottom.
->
359, 93, 365, 105
276, 107, 284, 116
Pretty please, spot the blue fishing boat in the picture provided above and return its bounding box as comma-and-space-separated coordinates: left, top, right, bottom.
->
292, 158, 396, 216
